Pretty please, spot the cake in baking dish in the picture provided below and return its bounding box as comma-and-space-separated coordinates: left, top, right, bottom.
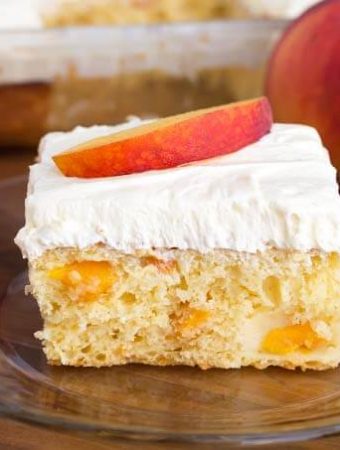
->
15, 99, 340, 370
42, 0, 321, 26
2, 0, 319, 29
0, 0, 321, 149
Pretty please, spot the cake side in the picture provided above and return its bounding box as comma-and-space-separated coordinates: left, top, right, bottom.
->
30, 245, 340, 370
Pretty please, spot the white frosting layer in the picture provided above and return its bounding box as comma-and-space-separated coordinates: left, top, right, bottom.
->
0, 0, 62, 29
15, 122, 340, 259
238, 0, 320, 18
0, 1, 43, 29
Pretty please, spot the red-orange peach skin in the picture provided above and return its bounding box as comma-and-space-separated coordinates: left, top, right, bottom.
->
53, 97, 273, 178
266, 0, 340, 169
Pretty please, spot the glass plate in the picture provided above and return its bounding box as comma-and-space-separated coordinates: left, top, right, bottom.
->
2, 176, 340, 445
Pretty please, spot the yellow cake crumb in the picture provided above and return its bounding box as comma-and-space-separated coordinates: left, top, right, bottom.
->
30, 246, 340, 370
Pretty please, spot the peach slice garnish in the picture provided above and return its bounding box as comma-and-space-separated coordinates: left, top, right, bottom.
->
53, 97, 272, 178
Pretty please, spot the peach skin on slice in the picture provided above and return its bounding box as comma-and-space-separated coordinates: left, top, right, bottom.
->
53, 97, 272, 178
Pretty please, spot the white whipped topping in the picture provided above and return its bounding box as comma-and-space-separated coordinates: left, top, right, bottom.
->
237, 0, 320, 18
0, 0, 50, 29
15, 122, 340, 259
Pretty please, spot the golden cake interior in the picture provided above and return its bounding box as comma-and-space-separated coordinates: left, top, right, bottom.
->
29, 245, 340, 370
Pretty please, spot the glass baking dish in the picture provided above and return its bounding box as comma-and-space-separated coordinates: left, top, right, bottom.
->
0, 20, 288, 147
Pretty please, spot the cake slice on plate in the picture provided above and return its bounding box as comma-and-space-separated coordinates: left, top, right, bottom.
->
15, 98, 340, 370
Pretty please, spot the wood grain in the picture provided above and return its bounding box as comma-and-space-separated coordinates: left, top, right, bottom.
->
0, 151, 340, 449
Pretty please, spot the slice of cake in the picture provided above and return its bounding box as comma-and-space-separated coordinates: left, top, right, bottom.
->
15, 99, 340, 370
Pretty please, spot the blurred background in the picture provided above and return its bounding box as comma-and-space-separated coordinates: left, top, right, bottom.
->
0, 0, 339, 169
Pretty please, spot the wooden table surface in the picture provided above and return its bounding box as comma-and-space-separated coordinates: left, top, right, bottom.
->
1, 149, 340, 450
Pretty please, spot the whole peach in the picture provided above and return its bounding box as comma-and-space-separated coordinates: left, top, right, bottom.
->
266, 0, 340, 168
